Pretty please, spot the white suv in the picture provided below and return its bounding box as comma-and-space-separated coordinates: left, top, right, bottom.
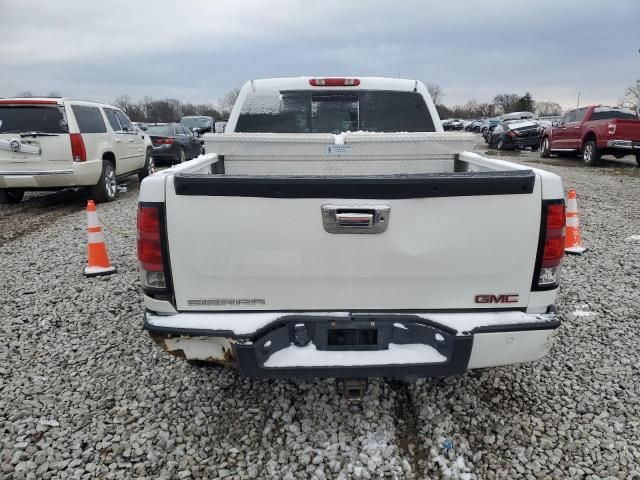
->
0, 98, 153, 203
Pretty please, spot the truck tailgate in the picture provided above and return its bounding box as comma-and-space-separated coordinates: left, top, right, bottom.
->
612, 119, 640, 140
165, 170, 541, 311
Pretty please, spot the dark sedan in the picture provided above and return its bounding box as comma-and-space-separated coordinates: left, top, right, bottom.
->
442, 118, 465, 131
147, 123, 202, 164
180, 116, 214, 136
466, 120, 484, 132
487, 120, 542, 151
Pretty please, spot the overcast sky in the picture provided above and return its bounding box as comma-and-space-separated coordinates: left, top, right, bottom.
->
1, 0, 638, 110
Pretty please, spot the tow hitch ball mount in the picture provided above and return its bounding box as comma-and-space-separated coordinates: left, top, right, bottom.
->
336, 379, 368, 403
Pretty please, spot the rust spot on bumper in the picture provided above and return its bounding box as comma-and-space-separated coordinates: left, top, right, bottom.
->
149, 333, 237, 367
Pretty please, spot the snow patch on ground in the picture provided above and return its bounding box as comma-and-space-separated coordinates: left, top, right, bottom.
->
573, 304, 595, 317
432, 453, 472, 479
624, 235, 640, 242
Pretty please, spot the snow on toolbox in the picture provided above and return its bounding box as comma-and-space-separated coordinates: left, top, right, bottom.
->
139, 77, 564, 379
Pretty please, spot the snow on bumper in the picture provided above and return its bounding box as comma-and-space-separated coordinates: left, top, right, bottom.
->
144, 309, 559, 379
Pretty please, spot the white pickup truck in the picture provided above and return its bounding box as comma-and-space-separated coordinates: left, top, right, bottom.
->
138, 77, 565, 381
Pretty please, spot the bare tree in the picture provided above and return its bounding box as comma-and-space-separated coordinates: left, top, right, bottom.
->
16, 91, 33, 97
114, 95, 145, 121
622, 80, 640, 110
463, 99, 479, 118
493, 93, 520, 114
477, 102, 497, 118
47, 91, 62, 97
426, 83, 443, 105
535, 101, 563, 117
220, 87, 241, 112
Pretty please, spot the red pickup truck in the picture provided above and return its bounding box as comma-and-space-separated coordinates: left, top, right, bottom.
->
540, 105, 640, 165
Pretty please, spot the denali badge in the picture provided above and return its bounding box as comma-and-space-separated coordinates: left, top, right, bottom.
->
187, 298, 266, 306
474, 294, 519, 304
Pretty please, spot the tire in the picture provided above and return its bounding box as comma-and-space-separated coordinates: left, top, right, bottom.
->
91, 160, 117, 203
636, 152, 640, 166
540, 137, 551, 158
0, 188, 25, 204
581, 140, 600, 165
530, 145, 539, 152
497, 139, 505, 150
174, 147, 185, 165
138, 149, 153, 182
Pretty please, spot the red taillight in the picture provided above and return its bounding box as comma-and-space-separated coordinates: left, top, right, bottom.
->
69, 133, 86, 162
154, 137, 174, 145
137, 206, 163, 272
309, 78, 360, 87
537, 202, 565, 287
542, 203, 565, 268
137, 205, 168, 291
137, 205, 168, 289
607, 123, 616, 135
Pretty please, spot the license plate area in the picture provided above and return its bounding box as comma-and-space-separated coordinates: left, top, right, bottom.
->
316, 320, 388, 351
327, 328, 378, 349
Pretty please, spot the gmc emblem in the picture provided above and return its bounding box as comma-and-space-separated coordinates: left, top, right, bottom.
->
474, 294, 519, 304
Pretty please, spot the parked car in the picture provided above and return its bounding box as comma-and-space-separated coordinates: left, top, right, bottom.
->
180, 116, 214, 136
487, 120, 542, 151
465, 120, 484, 132
480, 118, 500, 133
540, 106, 640, 165
147, 123, 202, 165
534, 120, 552, 128
482, 122, 500, 143
140, 76, 564, 386
442, 118, 464, 131
0, 97, 151, 203
500, 111, 538, 122
214, 121, 228, 133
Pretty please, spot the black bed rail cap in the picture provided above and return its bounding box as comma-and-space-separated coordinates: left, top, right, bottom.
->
173, 170, 536, 199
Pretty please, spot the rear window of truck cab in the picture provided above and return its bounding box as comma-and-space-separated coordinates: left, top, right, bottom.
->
235, 89, 436, 133
0, 105, 68, 134
590, 107, 639, 121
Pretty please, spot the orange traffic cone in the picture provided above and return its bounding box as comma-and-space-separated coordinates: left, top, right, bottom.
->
84, 200, 116, 276
565, 189, 587, 255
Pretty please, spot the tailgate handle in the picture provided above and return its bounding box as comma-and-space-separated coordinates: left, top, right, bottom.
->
322, 205, 390, 234
335, 212, 373, 227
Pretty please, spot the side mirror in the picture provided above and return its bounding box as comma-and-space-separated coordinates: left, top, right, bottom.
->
139, 124, 147, 131
551, 121, 558, 127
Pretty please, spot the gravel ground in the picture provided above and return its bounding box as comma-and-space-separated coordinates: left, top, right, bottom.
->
1, 147, 639, 480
